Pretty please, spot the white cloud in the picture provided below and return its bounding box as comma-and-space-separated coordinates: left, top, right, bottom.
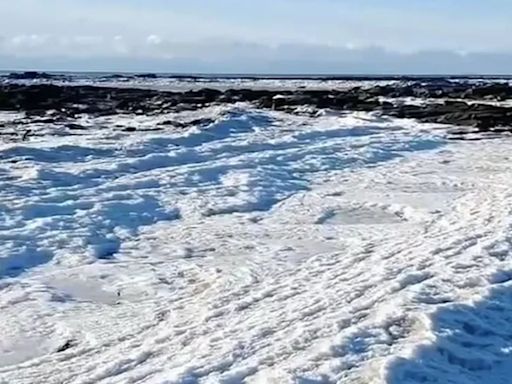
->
147, 35, 162, 46
9, 34, 49, 47
1, 34, 511, 75
1, 34, 133, 58
1, 0, 511, 55
0, 0, 510, 73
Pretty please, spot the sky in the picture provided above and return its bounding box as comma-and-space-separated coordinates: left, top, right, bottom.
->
1, 0, 511, 74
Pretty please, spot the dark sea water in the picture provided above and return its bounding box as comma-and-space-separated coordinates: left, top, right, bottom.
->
2, 70, 512, 82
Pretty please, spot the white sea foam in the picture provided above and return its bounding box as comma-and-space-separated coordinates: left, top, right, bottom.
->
0, 101, 512, 383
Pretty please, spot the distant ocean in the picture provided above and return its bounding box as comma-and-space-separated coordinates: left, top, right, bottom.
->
2, 70, 512, 81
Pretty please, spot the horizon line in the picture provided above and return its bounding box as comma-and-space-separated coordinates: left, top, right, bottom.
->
2, 69, 512, 80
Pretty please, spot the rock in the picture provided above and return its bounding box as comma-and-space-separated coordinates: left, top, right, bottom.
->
3, 81, 512, 138
22, 130, 31, 141
56, 339, 76, 353
66, 123, 87, 130
187, 118, 215, 127
272, 95, 297, 110
256, 95, 274, 109
7, 71, 57, 80
159, 120, 187, 128
182, 88, 222, 104
134, 73, 158, 79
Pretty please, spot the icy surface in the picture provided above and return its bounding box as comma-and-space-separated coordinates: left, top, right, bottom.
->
1, 104, 512, 383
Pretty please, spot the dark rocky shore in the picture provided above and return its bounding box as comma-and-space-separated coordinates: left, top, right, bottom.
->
2, 80, 512, 139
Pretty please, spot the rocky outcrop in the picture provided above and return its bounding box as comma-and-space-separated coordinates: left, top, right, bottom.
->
1, 81, 512, 138
6, 71, 65, 80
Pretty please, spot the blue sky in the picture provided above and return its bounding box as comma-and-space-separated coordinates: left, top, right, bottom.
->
1, 0, 511, 73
